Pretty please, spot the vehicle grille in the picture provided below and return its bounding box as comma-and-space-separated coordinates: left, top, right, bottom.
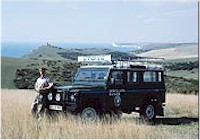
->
64, 90, 69, 101
56, 89, 64, 101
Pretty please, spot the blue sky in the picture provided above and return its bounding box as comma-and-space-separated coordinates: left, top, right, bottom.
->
2, 0, 198, 43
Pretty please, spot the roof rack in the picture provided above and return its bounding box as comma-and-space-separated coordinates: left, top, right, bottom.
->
111, 57, 165, 70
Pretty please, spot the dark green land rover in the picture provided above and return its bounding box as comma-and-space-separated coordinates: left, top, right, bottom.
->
46, 55, 166, 122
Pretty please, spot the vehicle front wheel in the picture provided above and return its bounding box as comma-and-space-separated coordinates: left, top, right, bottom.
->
140, 104, 156, 123
81, 107, 98, 122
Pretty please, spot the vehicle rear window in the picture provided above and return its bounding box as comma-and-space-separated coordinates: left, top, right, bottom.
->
143, 71, 156, 82
127, 71, 137, 83
158, 72, 162, 82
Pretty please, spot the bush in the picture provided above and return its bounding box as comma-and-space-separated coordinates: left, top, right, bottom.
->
13, 62, 80, 89
165, 75, 198, 94
13, 69, 38, 89
165, 61, 198, 71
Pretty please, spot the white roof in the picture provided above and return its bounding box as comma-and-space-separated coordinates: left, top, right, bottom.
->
78, 55, 112, 62
80, 65, 113, 69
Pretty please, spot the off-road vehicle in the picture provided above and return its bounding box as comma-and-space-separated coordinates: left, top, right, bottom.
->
46, 55, 166, 122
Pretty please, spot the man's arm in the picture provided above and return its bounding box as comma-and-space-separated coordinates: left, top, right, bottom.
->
34, 80, 40, 92
45, 78, 53, 90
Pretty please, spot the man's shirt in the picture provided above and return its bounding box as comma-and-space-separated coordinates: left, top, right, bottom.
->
35, 76, 53, 92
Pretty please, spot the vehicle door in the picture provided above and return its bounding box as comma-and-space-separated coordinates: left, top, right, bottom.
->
107, 70, 127, 111
125, 70, 142, 110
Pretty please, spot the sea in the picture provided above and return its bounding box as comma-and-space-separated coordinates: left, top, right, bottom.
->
1, 42, 136, 58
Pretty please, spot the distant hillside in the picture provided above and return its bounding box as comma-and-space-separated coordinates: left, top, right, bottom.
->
137, 43, 198, 60
140, 42, 197, 50
23, 45, 67, 60
22, 43, 198, 61
1, 57, 80, 89
2, 56, 198, 94
2, 42, 199, 94
1, 57, 39, 88
23, 44, 138, 61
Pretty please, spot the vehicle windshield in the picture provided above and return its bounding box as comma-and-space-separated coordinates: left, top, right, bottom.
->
74, 68, 109, 83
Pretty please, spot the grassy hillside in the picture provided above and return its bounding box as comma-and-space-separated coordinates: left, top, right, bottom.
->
23, 43, 198, 61
23, 44, 138, 61
23, 45, 67, 60
164, 58, 198, 94
166, 69, 198, 80
1, 57, 35, 88
2, 42, 199, 94
165, 57, 198, 63
165, 76, 198, 94
1, 57, 78, 89
165, 59, 198, 79
141, 42, 197, 50
2, 57, 80, 89
2, 56, 198, 94
137, 44, 198, 60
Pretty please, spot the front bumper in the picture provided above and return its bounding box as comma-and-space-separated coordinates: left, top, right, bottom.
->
49, 104, 63, 111
64, 102, 78, 112
48, 102, 78, 112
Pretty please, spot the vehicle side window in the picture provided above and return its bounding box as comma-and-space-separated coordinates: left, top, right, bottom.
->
127, 71, 137, 83
158, 72, 162, 82
143, 71, 156, 82
111, 71, 123, 85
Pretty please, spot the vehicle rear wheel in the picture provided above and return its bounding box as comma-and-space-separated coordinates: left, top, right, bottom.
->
140, 104, 156, 123
81, 107, 98, 122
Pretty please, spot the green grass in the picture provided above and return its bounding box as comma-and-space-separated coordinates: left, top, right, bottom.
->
1, 57, 29, 88
165, 57, 198, 63
165, 75, 198, 94
164, 57, 198, 94
1, 57, 57, 88
1, 57, 79, 89
23, 45, 66, 60
166, 69, 198, 80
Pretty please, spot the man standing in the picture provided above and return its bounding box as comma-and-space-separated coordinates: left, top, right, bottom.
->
31, 68, 53, 118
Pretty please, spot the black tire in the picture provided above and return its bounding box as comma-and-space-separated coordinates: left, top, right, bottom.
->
81, 107, 98, 122
140, 103, 156, 123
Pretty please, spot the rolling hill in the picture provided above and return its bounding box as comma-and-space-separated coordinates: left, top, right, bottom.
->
1, 57, 40, 88
22, 43, 198, 61
137, 43, 198, 60
1, 42, 198, 93
23, 44, 138, 61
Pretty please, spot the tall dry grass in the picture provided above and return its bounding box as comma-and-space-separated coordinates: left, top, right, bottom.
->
1, 90, 198, 139
165, 93, 198, 118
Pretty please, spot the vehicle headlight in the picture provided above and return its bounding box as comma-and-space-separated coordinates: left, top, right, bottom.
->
55, 93, 61, 101
70, 94, 76, 102
47, 93, 53, 101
